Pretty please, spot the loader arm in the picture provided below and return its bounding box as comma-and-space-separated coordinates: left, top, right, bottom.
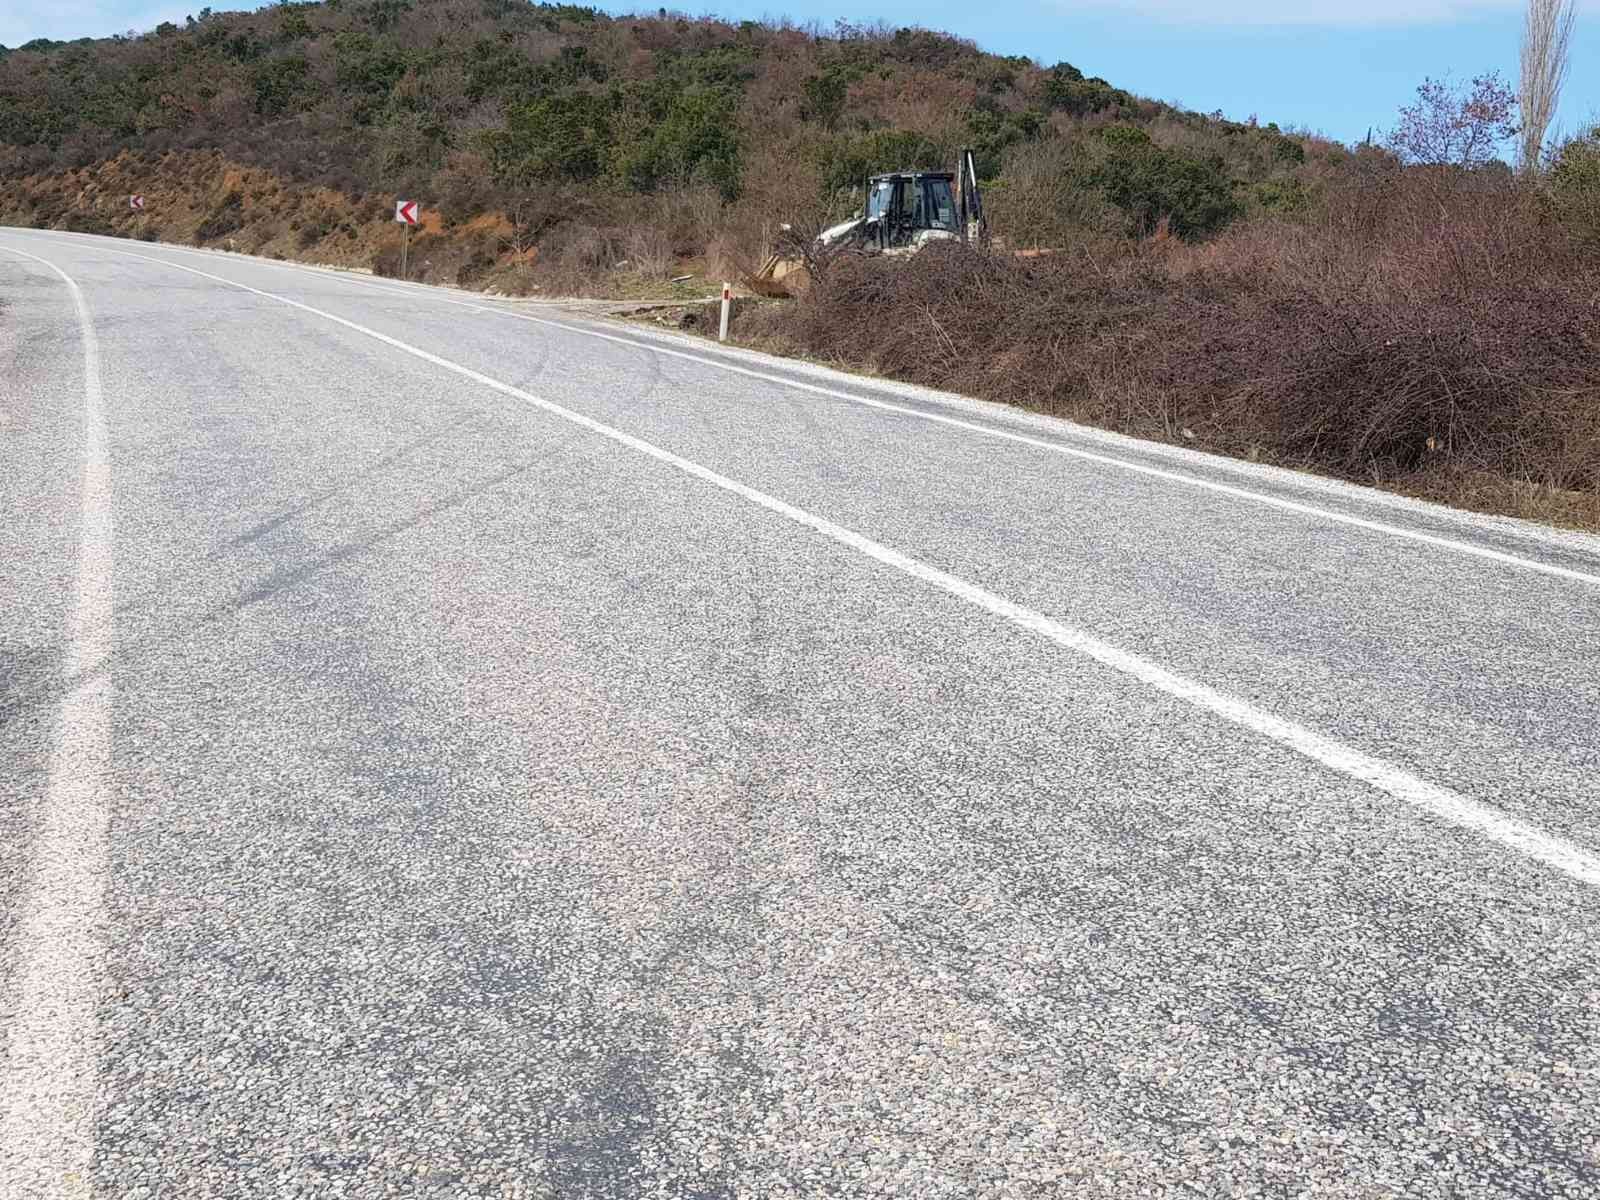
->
957, 147, 988, 246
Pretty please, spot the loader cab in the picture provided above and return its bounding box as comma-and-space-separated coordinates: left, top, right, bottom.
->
863, 171, 959, 250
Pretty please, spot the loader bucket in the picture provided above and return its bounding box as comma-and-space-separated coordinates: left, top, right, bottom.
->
746, 252, 811, 299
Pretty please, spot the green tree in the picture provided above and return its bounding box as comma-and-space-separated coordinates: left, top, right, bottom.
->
817, 129, 946, 194
616, 86, 742, 198
966, 100, 1043, 179
1043, 62, 1130, 117
359, 0, 413, 34
478, 92, 613, 186
1550, 126, 1600, 238
252, 54, 313, 116
1090, 125, 1241, 239
801, 68, 849, 131
277, 4, 314, 41
334, 32, 412, 114
464, 38, 539, 103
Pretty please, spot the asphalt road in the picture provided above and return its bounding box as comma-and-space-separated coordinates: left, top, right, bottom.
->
3, 228, 1599, 1200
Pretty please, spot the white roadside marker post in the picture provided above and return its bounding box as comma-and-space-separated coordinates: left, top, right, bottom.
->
719, 282, 731, 343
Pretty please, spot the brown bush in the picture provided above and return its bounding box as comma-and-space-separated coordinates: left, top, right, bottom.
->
6, 4, 1595, 526
761, 171, 1600, 524
622, 223, 674, 279
371, 244, 404, 278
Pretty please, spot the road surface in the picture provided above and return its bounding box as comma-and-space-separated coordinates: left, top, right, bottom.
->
2, 229, 1599, 1199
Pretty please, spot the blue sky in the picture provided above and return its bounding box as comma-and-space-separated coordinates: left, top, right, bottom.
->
4, 1, 1596, 146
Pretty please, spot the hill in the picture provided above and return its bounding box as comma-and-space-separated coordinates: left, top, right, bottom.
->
1, 1, 1597, 527
0, 1, 1329, 289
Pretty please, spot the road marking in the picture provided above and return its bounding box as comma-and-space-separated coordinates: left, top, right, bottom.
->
40, 230, 1595, 592
52, 243, 1600, 892
0, 246, 114, 1198
489, 314, 1600, 590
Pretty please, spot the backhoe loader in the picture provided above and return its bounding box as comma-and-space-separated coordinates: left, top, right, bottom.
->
749, 148, 987, 298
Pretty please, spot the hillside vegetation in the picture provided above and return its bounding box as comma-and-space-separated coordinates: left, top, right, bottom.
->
0, 0, 1321, 285
1, 1, 1598, 525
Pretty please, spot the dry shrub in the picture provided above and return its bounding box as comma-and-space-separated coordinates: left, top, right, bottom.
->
652, 184, 726, 256
711, 133, 848, 283
372, 242, 404, 278
434, 150, 502, 222
701, 231, 745, 285
986, 136, 1122, 250
497, 221, 626, 296
771, 170, 1600, 521
622, 224, 674, 279
547, 222, 621, 273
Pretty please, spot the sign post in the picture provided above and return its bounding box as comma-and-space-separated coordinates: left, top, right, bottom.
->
719, 282, 731, 343
394, 199, 420, 280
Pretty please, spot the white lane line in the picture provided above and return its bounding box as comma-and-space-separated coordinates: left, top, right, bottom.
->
35, 229, 1599, 592
0, 247, 114, 1198
64, 244, 1600, 891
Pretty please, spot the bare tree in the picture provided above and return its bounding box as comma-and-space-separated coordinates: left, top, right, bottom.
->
1387, 73, 1519, 168
1519, 0, 1577, 173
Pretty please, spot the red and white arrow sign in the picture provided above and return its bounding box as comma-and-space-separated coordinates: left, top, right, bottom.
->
129, 194, 145, 211
394, 199, 420, 226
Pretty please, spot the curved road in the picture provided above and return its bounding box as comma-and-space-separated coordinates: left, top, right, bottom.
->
2, 229, 1599, 1198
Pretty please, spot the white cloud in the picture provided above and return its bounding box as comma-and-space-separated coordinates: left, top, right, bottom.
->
1068, 0, 1545, 26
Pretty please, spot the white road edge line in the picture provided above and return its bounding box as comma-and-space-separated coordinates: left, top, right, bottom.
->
39, 229, 1598, 591
62, 242, 1600, 891
432, 309, 1600, 590
0, 246, 114, 1199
